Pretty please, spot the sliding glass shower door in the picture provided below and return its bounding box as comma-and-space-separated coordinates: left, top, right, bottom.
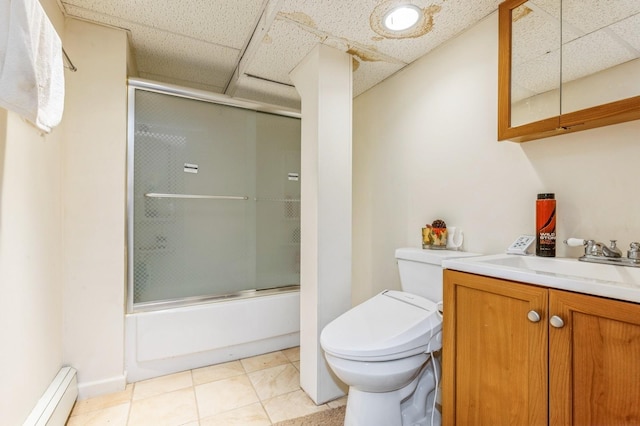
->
128, 85, 300, 310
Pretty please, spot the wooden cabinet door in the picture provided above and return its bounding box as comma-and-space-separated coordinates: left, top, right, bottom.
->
443, 271, 548, 426
549, 290, 640, 425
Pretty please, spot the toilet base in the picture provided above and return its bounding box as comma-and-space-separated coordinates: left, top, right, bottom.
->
344, 387, 404, 426
343, 356, 440, 426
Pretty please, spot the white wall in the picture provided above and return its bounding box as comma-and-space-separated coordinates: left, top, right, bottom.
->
62, 18, 128, 398
291, 44, 352, 404
352, 12, 640, 305
0, 1, 65, 423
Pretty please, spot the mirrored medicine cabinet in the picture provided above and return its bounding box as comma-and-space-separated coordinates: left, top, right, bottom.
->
498, 0, 640, 142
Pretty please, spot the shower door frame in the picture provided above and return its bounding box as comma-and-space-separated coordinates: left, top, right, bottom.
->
126, 78, 301, 313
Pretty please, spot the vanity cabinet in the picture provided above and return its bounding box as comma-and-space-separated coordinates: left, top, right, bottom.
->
442, 270, 640, 425
498, 0, 640, 142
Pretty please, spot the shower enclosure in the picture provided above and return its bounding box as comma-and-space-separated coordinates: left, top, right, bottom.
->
125, 79, 301, 381
127, 81, 301, 311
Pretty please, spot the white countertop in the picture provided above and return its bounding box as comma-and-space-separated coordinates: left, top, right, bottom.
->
442, 254, 640, 304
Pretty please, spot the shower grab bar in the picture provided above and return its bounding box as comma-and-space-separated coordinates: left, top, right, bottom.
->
145, 193, 249, 200
255, 198, 300, 202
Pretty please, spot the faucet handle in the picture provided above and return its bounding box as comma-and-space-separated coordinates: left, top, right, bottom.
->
585, 240, 601, 256
628, 242, 640, 260
564, 238, 587, 247
604, 240, 623, 258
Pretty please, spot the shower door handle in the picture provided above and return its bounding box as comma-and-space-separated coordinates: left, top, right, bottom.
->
145, 193, 249, 200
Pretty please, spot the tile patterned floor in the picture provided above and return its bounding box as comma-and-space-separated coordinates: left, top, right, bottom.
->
66, 347, 347, 426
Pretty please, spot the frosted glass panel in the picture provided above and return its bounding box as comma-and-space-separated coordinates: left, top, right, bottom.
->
256, 113, 301, 289
131, 90, 300, 305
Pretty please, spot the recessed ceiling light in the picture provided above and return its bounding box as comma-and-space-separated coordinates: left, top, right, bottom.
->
383, 5, 421, 31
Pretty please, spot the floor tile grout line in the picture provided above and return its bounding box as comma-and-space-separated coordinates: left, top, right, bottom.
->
190, 369, 201, 424
193, 355, 291, 425
244, 352, 292, 424
257, 385, 275, 424
125, 382, 135, 425
71, 348, 305, 424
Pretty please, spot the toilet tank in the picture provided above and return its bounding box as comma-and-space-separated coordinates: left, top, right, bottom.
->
395, 248, 480, 301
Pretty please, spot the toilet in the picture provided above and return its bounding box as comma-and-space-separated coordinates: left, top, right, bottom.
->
320, 248, 479, 426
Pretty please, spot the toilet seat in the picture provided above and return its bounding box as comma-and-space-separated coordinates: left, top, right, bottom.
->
320, 290, 442, 362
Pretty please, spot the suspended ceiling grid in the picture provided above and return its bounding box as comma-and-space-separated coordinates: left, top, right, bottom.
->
60, 0, 502, 110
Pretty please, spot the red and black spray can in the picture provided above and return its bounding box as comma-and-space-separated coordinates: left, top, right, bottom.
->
536, 193, 556, 257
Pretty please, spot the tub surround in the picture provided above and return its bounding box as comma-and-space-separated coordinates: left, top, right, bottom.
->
125, 292, 300, 383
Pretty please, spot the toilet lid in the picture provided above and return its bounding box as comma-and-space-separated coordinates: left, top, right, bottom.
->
320, 290, 442, 361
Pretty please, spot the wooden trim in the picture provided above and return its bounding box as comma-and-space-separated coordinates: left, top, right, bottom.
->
442, 271, 457, 426
497, 0, 640, 142
497, 0, 560, 142
559, 95, 640, 129
497, 0, 515, 141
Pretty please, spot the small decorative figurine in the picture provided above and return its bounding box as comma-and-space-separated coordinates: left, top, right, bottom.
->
422, 219, 448, 249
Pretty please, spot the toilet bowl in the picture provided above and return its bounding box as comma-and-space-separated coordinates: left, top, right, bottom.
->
320, 248, 480, 426
321, 290, 442, 426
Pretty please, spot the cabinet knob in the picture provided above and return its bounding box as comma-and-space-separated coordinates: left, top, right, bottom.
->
527, 310, 541, 323
550, 315, 565, 328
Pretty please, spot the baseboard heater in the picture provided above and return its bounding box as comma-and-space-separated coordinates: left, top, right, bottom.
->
23, 367, 78, 426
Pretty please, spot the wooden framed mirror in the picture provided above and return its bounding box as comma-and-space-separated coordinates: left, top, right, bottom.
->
498, 0, 640, 142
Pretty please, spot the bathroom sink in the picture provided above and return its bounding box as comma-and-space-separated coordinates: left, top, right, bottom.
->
442, 254, 640, 304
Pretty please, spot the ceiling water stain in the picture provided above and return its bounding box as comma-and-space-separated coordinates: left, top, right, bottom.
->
276, 11, 326, 43
370, 2, 442, 39
277, 9, 404, 70
262, 33, 273, 44
278, 11, 317, 29
352, 57, 361, 72
346, 44, 393, 63
512, 5, 533, 22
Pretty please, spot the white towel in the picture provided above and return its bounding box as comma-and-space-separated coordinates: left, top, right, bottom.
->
0, 0, 65, 133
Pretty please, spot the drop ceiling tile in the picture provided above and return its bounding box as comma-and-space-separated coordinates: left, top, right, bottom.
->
562, 0, 640, 35
609, 13, 640, 52
241, 15, 405, 101
64, 5, 239, 90
562, 29, 637, 83
61, 0, 508, 109
243, 17, 324, 84
279, 0, 500, 64
233, 75, 301, 111
529, 0, 561, 19
512, 49, 560, 97
62, 0, 264, 49
131, 28, 239, 89
278, 0, 377, 45
512, 5, 561, 66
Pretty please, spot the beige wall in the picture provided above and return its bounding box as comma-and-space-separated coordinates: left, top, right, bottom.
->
62, 18, 128, 398
0, 5, 128, 423
3, 3, 638, 420
352, 12, 640, 305
0, 1, 65, 423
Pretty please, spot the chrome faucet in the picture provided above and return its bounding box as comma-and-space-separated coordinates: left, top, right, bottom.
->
565, 238, 640, 268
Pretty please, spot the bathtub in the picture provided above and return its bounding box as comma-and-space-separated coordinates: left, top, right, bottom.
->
125, 290, 300, 382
